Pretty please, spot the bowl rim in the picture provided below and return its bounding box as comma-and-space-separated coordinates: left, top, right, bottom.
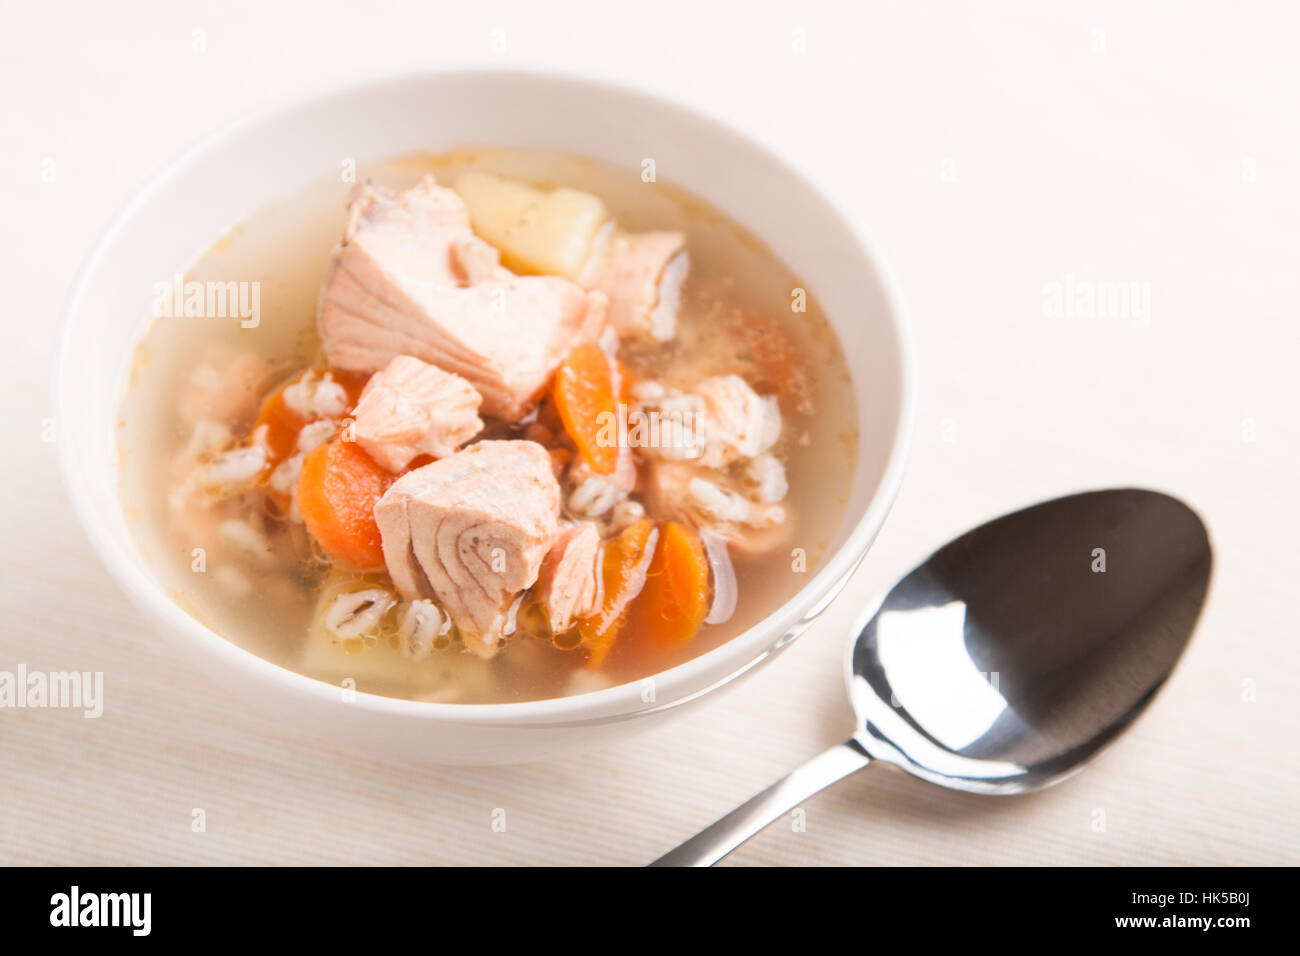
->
55, 65, 915, 726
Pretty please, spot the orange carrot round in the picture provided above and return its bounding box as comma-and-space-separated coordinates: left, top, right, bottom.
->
578, 518, 658, 668
627, 521, 711, 655
553, 343, 621, 475
295, 438, 393, 571
252, 368, 368, 509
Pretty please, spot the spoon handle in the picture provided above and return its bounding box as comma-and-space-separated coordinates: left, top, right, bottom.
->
648, 738, 872, 866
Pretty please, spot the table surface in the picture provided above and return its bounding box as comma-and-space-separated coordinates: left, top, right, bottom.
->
2, 0, 1296, 865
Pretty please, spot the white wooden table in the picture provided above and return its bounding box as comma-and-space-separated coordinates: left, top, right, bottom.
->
2, 0, 1296, 865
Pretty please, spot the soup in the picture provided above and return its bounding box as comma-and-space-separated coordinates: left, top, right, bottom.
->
118, 149, 857, 703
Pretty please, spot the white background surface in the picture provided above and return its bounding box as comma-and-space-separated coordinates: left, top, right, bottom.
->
2, 0, 1297, 865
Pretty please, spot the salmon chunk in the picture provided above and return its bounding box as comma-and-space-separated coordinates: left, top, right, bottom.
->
373, 440, 561, 657
536, 521, 601, 634
694, 374, 782, 466
317, 176, 608, 421
645, 460, 790, 558
591, 231, 689, 341
632, 374, 781, 467
350, 355, 483, 472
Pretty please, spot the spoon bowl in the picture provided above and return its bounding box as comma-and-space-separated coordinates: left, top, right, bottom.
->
849, 488, 1211, 794
652, 488, 1211, 865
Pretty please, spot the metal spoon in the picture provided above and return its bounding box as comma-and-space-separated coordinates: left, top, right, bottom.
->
651, 488, 1211, 866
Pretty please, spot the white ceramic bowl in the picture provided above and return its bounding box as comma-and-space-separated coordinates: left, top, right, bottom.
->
57, 69, 912, 764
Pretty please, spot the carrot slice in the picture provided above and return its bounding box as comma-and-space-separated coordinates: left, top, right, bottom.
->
252, 368, 368, 509
626, 521, 711, 656
295, 438, 393, 571
553, 343, 621, 475
254, 369, 367, 463
578, 518, 658, 668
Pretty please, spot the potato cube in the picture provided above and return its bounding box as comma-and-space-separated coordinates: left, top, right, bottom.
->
454, 170, 610, 281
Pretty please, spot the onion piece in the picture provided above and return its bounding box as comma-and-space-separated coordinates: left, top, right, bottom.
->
700, 528, 738, 625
